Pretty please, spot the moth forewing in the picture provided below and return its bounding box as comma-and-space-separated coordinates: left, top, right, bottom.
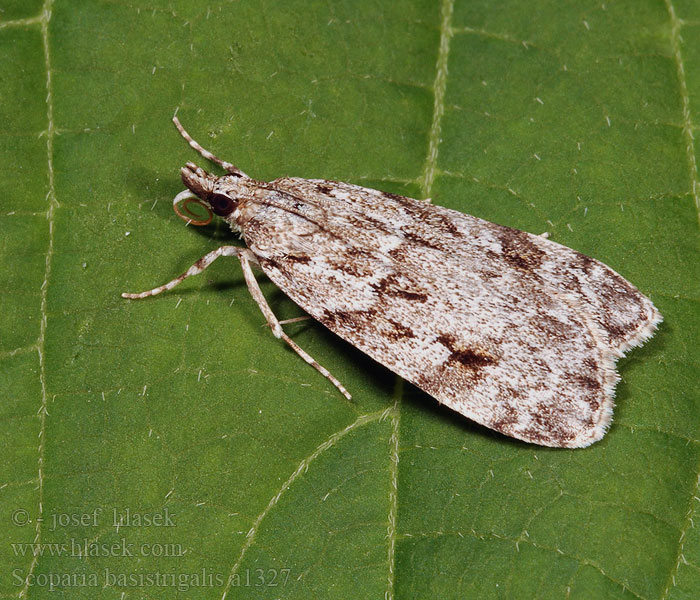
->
122, 118, 662, 448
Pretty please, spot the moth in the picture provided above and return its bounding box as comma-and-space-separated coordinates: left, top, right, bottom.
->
122, 117, 662, 448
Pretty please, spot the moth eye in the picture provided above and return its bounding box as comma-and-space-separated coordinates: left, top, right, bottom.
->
210, 193, 235, 216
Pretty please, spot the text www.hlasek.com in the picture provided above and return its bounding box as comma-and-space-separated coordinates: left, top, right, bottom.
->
12, 538, 183, 558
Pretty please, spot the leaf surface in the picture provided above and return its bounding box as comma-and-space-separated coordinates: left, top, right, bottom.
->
1, 1, 699, 598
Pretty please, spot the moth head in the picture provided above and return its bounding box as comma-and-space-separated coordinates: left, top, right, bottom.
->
174, 162, 241, 225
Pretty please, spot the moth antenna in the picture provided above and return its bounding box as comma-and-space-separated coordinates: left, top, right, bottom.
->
172, 116, 248, 178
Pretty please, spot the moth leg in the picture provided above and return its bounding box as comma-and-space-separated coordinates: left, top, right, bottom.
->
539, 232, 551, 239
122, 246, 245, 299
122, 245, 351, 399
172, 116, 248, 178
237, 250, 353, 401
270, 316, 312, 327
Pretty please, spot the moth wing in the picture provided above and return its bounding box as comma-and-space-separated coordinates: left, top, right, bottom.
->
499, 224, 662, 354
241, 179, 643, 447
272, 178, 662, 355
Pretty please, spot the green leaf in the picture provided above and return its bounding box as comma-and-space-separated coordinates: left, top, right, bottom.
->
2, 0, 699, 598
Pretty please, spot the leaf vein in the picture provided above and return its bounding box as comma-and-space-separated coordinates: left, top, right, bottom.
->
220, 408, 389, 599
420, 0, 454, 199
664, 0, 700, 225
20, 1, 56, 598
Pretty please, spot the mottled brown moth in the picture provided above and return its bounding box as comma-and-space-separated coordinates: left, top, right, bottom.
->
122, 117, 662, 448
